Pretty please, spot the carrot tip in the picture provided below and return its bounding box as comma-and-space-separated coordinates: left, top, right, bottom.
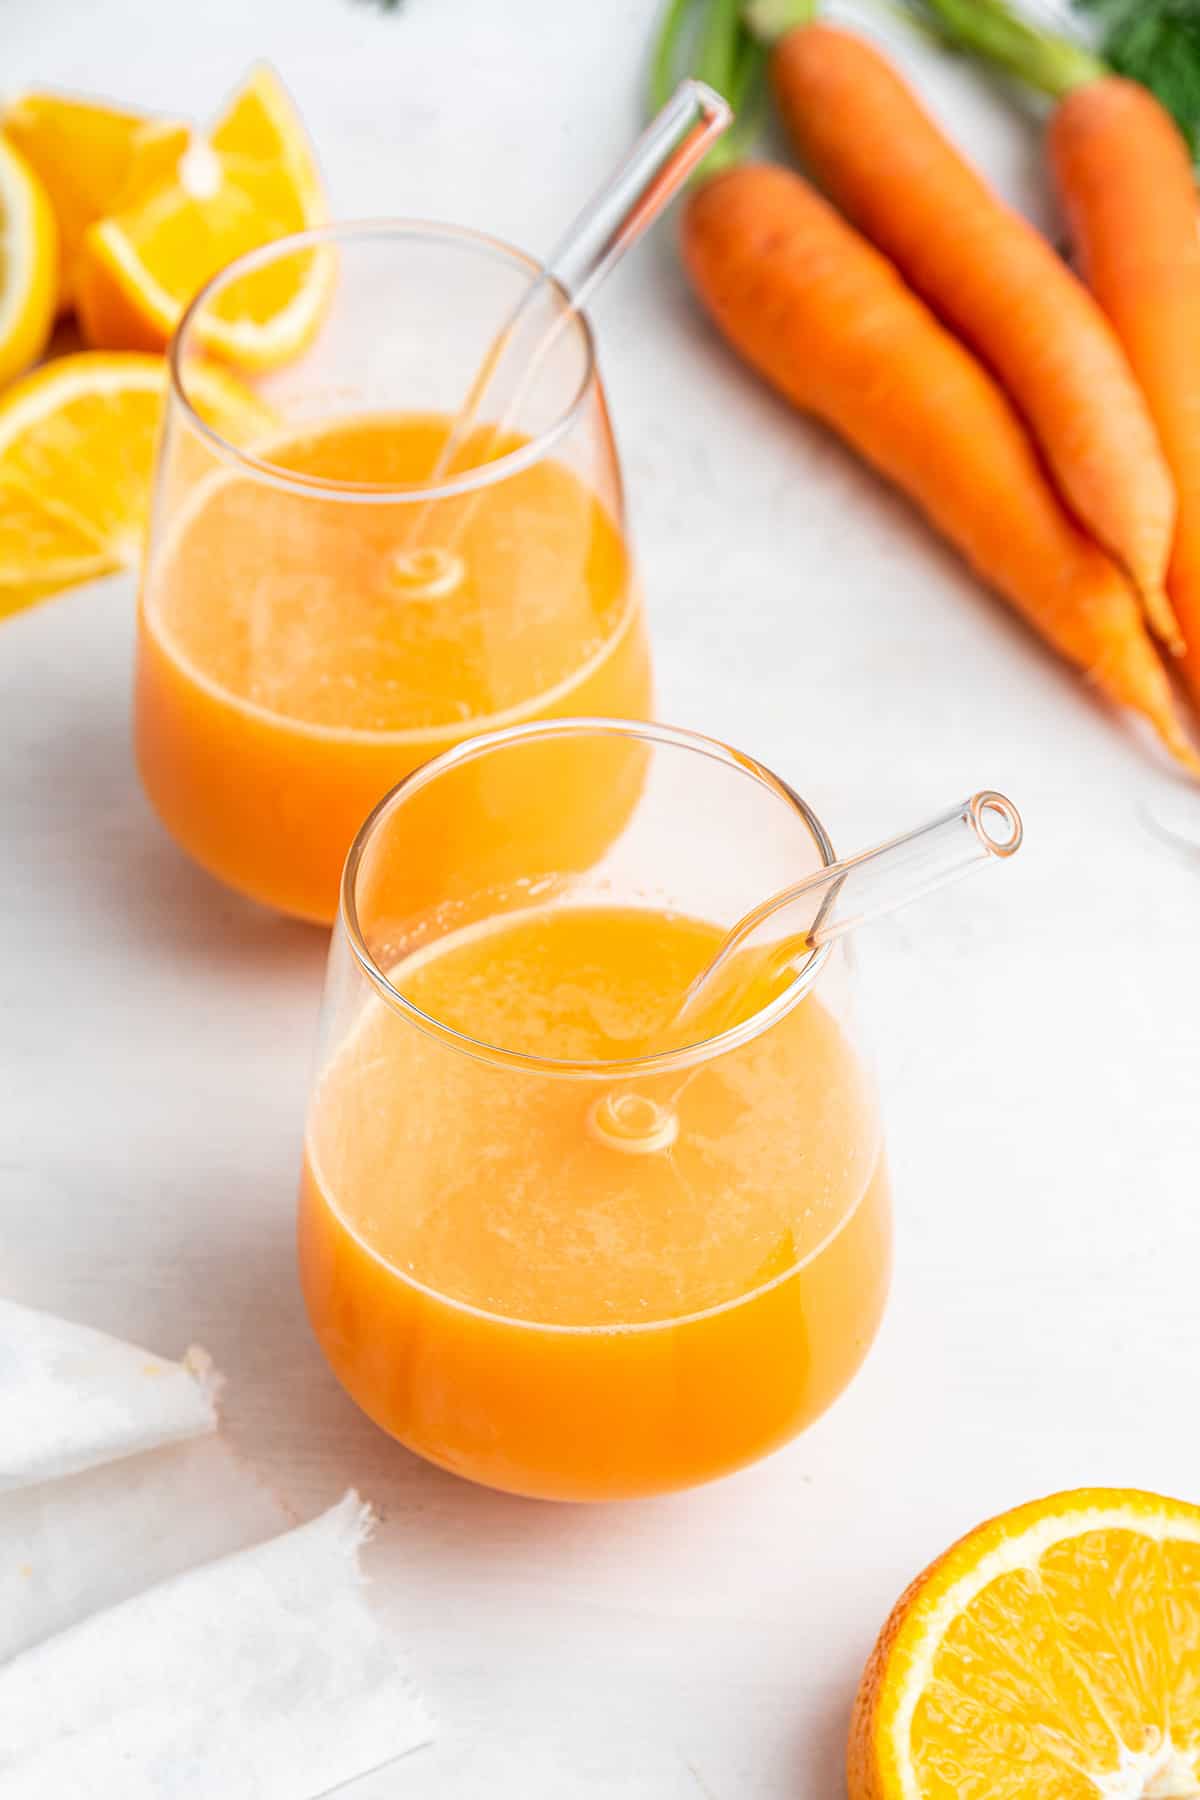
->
1156, 718, 1200, 778
1137, 583, 1188, 659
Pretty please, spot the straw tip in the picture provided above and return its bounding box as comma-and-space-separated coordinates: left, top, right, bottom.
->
970, 791, 1024, 858
686, 78, 735, 130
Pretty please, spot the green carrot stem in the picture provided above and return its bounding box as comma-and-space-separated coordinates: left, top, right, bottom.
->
731, 34, 768, 115
912, 0, 1106, 99
649, 0, 768, 174
703, 33, 768, 172
650, 0, 696, 112
692, 0, 747, 174
743, 0, 816, 47
697, 0, 744, 94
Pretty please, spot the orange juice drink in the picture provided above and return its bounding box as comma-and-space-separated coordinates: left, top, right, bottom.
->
136, 221, 652, 923
299, 901, 891, 1501
137, 412, 650, 924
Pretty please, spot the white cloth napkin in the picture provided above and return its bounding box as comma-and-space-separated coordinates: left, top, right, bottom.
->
0, 1490, 434, 1798
0, 1302, 435, 1794
0, 1432, 287, 1662
0, 1299, 218, 1491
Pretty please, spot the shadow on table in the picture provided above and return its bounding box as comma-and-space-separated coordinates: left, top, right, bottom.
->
795, 1673, 856, 1799
3, 572, 327, 982
214, 1249, 617, 1560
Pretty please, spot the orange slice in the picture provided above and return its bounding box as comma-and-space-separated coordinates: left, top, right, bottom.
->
77, 65, 326, 368
0, 138, 57, 386
850, 1487, 1200, 1800
0, 351, 273, 620
2, 91, 187, 312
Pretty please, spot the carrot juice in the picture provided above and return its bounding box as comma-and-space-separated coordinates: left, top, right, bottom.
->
135, 413, 651, 924
299, 903, 891, 1502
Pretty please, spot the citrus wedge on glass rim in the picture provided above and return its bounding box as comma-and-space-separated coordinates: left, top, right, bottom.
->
76, 64, 328, 368
0, 351, 272, 620
2, 90, 188, 313
850, 1487, 1200, 1800
0, 137, 57, 387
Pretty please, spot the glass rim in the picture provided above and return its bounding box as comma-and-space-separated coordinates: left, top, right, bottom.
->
168, 217, 599, 505
339, 717, 837, 1079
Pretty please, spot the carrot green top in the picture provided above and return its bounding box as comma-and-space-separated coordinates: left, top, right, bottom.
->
654, 0, 1200, 162
906, 0, 1200, 162
650, 0, 769, 168
903, 0, 1106, 99
1071, 0, 1200, 158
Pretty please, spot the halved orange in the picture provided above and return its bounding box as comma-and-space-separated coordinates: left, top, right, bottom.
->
77, 65, 327, 368
0, 138, 57, 387
2, 90, 187, 313
0, 351, 272, 619
851, 1488, 1200, 1799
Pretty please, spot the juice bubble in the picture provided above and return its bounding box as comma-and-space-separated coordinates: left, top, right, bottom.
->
385, 546, 465, 601
588, 1090, 678, 1154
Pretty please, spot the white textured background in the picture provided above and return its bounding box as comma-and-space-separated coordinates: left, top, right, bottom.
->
3, 1, 1198, 1793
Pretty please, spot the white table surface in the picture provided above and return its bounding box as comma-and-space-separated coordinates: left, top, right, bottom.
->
4, 1, 1200, 1793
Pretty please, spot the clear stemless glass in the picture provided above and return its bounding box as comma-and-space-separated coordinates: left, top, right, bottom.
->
298, 719, 892, 1502
135, 222, 652, 925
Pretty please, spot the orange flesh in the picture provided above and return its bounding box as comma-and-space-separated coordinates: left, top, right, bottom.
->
910, 1538, 1170, 1797
850, 1494, 1200, 1800
135, 412, 651, 922
299, 904, 891, 1500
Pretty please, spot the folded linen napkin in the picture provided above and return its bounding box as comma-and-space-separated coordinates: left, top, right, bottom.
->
0, 1299, 218, 1491
0, 1432, 286, 1662
0, 1490, 434, 1799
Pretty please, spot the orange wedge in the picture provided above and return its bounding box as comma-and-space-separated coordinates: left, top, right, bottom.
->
0, 138, 57, 387
3, 91, 188, 313
0, 351, 272, 620
850, 1487, 1200, 1800
77, 65, 326, 368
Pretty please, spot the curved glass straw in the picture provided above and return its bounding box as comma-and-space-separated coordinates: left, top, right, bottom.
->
587, 793, 1022, 1156
669, 790, 1024, 1039
404, 79, 731, 550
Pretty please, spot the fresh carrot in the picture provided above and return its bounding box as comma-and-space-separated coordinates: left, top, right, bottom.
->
907, 0, 1200, 718
751, 9, 1183, 656
1049, 78, 1200, 710
680, 160, 1198, 768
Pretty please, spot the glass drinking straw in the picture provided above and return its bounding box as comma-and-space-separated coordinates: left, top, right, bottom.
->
673, 789, 1024, 1032
588, 791, 1023, 1153
398, 78, 731, 566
